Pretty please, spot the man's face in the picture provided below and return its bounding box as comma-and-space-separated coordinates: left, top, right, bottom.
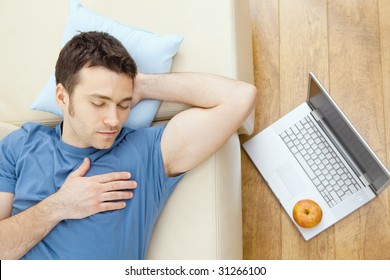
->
57, 66, 133, 149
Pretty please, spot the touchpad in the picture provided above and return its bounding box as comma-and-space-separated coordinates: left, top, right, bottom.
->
270, 163, 306, 201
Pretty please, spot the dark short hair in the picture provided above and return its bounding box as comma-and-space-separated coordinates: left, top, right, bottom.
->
55, 31, 137, 95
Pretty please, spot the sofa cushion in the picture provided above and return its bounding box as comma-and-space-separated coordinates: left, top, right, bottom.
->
30, 0, 183, 129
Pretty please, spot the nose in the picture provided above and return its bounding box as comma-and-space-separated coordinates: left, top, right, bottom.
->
104, 106, 120, 127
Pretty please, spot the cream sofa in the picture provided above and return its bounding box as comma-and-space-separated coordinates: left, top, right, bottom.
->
0, 0, 254, 259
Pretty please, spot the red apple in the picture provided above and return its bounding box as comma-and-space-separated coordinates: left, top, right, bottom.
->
292, 199, 323, 228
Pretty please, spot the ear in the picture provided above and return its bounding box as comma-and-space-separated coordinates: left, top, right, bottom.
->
55, 83, 68, 111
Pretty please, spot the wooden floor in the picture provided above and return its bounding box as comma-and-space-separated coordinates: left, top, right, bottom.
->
241, 0, 390, 259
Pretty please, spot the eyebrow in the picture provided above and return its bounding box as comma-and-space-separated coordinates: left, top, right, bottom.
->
89, 94, 133, 103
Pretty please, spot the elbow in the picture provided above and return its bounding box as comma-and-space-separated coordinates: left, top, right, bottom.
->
226, 82, 257, 127
248, 83, 258, 106
240, 82, 258, 114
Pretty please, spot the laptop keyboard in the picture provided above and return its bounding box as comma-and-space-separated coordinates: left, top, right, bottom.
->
279, 115, 362, 208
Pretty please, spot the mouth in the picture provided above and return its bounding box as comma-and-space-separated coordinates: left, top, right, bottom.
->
97, 131, 118, 138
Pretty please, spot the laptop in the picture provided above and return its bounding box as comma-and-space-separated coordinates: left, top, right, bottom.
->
243, 72, 390, 240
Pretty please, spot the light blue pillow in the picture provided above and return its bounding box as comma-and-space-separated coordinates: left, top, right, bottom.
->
30, 0, 183, 129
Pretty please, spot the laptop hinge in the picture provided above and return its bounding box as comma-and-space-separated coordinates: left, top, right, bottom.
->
311, 109, 323, 122
359, 174, 370, 186
310, 110, 371, 188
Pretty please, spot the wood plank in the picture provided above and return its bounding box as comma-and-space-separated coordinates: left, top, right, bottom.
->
326, 0, 389, 259
280, 0, 330, 111
379, 0, 390, 161
241, 0, 281, 259
377, 0, 390, 259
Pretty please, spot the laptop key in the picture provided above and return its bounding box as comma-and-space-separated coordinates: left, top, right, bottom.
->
292, 125, 299, 134
341, 191, 353, 201
330, 190, 341, 204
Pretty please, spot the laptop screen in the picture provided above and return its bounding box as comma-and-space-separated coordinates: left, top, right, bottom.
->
307, 73, 390, 194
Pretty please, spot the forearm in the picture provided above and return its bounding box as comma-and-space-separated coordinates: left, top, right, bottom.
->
135, 72, 254, 109
0, 195, 62, 259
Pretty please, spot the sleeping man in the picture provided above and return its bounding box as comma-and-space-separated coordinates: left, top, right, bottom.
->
0, 31, 256, 259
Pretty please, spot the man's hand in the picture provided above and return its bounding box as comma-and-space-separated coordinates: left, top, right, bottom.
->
130, 73, 144, 108
51, 157, 137, 220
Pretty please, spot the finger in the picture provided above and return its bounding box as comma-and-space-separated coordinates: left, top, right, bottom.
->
95, 172, 132, 183
99, 201, 127, 212
101, 190, 134, 202
104, 180, 137, 191
69, 158, 91, 178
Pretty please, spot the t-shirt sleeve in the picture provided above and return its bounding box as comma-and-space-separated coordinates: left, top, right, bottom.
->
0, 129, 26, 193
129, 125, 185, 211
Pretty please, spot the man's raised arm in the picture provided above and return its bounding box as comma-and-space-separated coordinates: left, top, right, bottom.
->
133, 73, 257, 177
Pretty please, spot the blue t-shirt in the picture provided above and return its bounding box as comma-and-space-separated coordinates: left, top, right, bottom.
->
0, 122, 184, 259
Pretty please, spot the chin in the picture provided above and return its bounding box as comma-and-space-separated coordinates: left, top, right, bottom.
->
92, 132, 119, 149
91, 139, 116, 150
95, 142, 115, 150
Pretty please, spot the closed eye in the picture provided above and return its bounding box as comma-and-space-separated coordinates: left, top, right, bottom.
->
92, 101, 105, 107
118, 102, 131, 110
89, 94, 132, 110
